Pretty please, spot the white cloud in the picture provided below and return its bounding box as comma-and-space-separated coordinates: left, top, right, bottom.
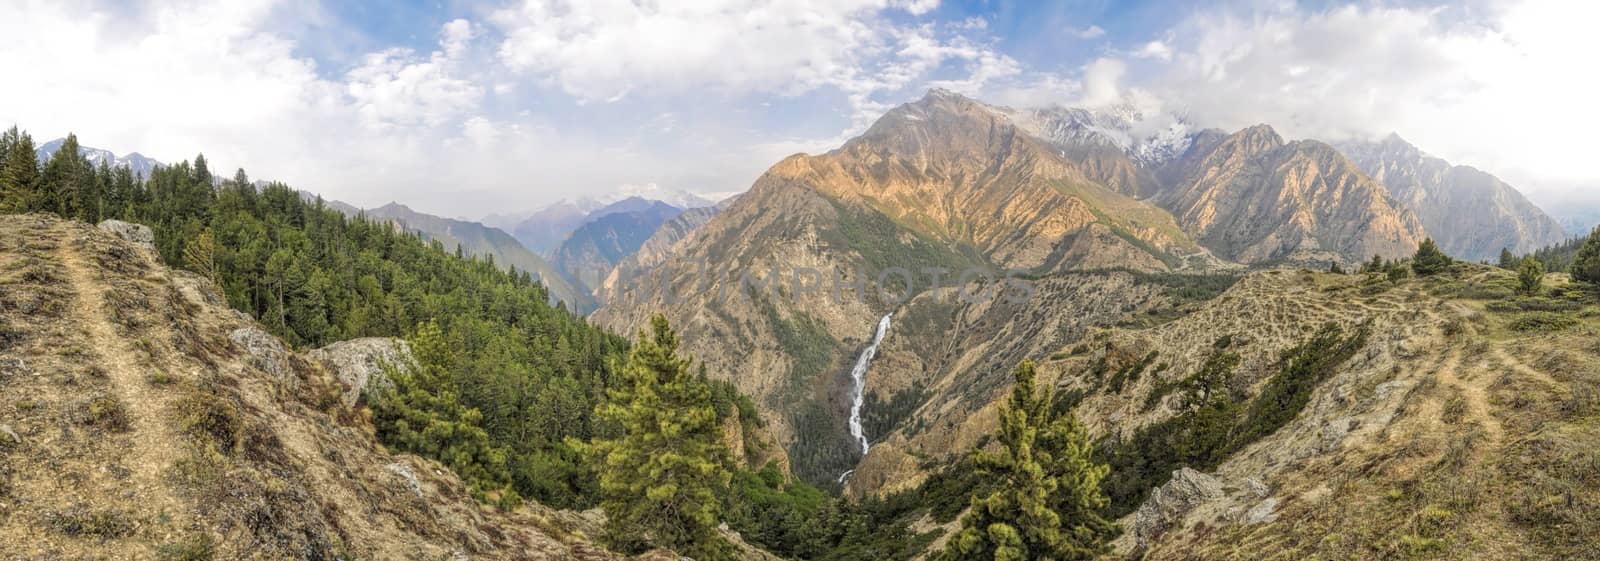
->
1132, 40, 1172, 61
489, 0, 997, 136
1073, 25, 1106, 39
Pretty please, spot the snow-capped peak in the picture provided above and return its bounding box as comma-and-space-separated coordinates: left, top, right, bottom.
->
1000, 103, 1195, 167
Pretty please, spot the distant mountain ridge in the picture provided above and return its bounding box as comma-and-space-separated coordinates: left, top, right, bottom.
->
1334, 133, 1567, 260
36, 137, 163, 178
292, 191, 594, 312
549, 198, 684, 298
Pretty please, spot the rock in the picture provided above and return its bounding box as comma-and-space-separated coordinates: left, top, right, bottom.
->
1246, 477, 1270, 498
1132, 467, 1224, 549
96, 220, 155, 251
1245, 497, 1279, 524
306, 338, 413, 407
1320, 417, 1355, 451
0, 357, 27, 378
0, 424, 18, 446
229, 327, 295, 384
387, 462, 423, 498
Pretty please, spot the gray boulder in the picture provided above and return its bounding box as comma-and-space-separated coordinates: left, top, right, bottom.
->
307, 338, 412, 406
230, 326, 295, 384
96, 220, 155, 251
1132, 467, 1224, 549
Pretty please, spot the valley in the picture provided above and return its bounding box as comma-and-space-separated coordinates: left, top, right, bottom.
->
4, 87, 1599, 561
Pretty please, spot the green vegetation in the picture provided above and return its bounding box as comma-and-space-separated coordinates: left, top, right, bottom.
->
1518, 256, 1545, 296
1099, 325, 1368, 515
1411, 239, 1452, 276
369, 321, 515, 500
575, 315, 735, 560
936, 361, 1117, 561
1573, 227, 1600, 283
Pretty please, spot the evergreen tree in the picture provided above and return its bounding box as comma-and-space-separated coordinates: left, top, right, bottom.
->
1499, 248, 1518, 270
1572, 227, 1600, 284
40, 133, 89, 216
938, 361, 1116, 561
1329, 262, 1345, 275
1411, 238, 1451, 276
1517, 256, 1545, 296
1363, 254, 1385, 274
575, 315, 735, 560
369, 321, 512, 492
0, 127, 40, 212
183, 228, 218, 283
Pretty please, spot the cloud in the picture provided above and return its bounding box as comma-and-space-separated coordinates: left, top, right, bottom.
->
1073, 25, 1106, 39
1132, 40, 1172, 61
489, 0, 998, 135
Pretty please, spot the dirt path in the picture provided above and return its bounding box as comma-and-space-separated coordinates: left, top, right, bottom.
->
1433, 345, 1505, 447
58, 230, 185, 515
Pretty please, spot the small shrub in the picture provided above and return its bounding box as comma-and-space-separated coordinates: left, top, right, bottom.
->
86, 395, 131, 432
1509, 312, 1579, 332
147, 370, 176, 386
46, 508, 135, 539
1441, 394, 1467, 424
157, 534, 215, 561
176, 390, 241, 454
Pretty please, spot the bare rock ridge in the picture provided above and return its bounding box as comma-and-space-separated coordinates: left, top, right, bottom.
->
0, 214, 778, 560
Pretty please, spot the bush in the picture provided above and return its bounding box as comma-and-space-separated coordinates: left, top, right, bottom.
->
46, 508, 134, 539
1509, 312, 1579, 332
176, 390, 242, 453
86, 395, 131, 432
157, 535, 216, 561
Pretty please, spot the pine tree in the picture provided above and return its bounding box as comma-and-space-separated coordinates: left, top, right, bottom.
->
1329, 262, 1345, 275
1411, 238, 1451, 276
41, 133, 89, 216
1499, 248, 1518, 270
1572, 227, 1600, 284
0, 128, 40, 212
938, 361, 1116, 561
183, 228, 219, 283
1517, 256, 1545, 296
368, 321, 512, 491
1363, 254, 1384, 274
575, 315, 735, 560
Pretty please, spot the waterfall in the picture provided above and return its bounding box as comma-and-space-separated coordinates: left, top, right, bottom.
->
846, 314, 893, 457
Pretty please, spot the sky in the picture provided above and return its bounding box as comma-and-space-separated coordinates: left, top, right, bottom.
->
2, 0, 1598, 222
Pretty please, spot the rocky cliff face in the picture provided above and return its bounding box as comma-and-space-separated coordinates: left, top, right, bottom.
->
1335, 134, 1567, 260
1157, 125, 1428, 265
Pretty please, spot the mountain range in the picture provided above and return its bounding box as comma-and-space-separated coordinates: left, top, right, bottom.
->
591, 89, 1574, 494
35, 138, 163, 178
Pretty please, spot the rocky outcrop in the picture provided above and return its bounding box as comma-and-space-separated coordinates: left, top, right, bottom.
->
229, 326, 295, 384
1131, 468, 1224, 549
306, 337, 413, 406
95, 219, 154, 250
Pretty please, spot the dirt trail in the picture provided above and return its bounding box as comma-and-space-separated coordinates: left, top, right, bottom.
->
57, 230, 185, 514
1433, 345, 1505, 447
